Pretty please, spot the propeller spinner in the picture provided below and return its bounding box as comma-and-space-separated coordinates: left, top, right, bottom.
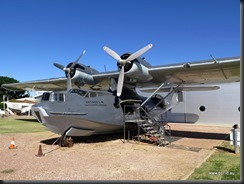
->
53, 50, 86, 92
103, 44, 153, 96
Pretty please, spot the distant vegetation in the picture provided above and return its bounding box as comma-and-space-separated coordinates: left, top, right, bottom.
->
0, 76, 25, 109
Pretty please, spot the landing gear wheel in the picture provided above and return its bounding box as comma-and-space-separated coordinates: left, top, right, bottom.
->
59, 135, 74, 147
59, 135, 68, 147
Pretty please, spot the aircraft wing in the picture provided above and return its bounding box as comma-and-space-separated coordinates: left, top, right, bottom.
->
1, 72, 120, 92
144, 57, 240, 87
2, 57, 240, 92
1, 77, 68, 91
92, 57, 240, 89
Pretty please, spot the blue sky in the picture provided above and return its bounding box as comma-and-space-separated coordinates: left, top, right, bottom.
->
0, 0, 240, 82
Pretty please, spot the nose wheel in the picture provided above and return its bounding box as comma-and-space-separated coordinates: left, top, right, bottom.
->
59, 135, 74, 147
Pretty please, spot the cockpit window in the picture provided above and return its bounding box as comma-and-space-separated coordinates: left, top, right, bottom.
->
41, 93, 51, 101
49, 93, 65, 102
59, 94, 64, 101
70, 89, 105, 98
88, 91, 97, 97
54, 93, 58, 101
70, 89, 87, 96
76, 64, 85, 70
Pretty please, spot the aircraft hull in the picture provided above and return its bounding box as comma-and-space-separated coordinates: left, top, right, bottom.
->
31, 90, 125, 136
163, 82, 240, 126
32, 106, 124, 136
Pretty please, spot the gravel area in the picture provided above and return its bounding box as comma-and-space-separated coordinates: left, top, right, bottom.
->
0, 122, 231, 180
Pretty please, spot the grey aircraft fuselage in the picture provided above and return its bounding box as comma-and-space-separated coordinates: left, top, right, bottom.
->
32, 89, 123, 136
31, 87, 154, 137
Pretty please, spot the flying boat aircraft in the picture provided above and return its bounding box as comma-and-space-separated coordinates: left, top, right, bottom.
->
2, 44, 240, 146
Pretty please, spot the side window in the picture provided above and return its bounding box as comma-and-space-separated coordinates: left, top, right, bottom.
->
41, 93, 50, 101
49, 93, 65, 102
54, 94, 58, 101
199, 106, 206, 112
59, 94, 64, 102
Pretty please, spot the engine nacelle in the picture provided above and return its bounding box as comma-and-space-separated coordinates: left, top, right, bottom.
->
72, 70, 95, 87
125, 61, 153, 83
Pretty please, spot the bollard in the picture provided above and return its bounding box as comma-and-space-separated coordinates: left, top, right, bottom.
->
231, 124, 240, 154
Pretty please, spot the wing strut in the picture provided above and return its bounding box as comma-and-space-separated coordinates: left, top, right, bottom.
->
210, 54, 228, 79
141, 81, 167, 107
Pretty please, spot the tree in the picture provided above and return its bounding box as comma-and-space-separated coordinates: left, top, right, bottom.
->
0, 76, 26, 109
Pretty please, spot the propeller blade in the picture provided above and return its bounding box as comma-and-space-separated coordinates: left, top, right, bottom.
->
103, 46, 121, 61
66, 73, 72, 92
69, 50, 86, 69
53, 63, 65, 70
127, 44, 153, 61
70, 50, 86, 68
117, 66, 124, 97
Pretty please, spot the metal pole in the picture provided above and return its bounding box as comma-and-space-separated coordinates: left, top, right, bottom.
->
138, 123, 140, 142
123, 118, 125, 143
233, 128, 239, 154
3, 95, 5, 117
127, 130, 130, 142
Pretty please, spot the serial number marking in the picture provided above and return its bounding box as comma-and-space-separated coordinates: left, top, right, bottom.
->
85, 101, 107, 106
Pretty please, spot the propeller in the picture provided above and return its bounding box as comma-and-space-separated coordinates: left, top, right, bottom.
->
53, 50, 86, 92
103, 44, 153, 96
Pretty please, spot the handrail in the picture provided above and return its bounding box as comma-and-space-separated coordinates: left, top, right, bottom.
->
150, 82, 184, 111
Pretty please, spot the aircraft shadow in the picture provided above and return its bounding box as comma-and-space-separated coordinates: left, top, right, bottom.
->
40, 132, 125, 145
170, 130, 229, 140
40, 130, 229, 146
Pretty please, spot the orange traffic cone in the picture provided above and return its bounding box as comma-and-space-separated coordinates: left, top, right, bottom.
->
9, 137, 17, 149
35, 145, 45, 157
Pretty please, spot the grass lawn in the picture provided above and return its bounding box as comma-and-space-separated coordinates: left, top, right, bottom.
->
0, 116, 48, 134
187, 140, 240, 180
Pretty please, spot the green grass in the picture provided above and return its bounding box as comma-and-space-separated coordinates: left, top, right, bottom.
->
187, 141, 240, 180
0, 117, 48, 134
1, 169, 15, 174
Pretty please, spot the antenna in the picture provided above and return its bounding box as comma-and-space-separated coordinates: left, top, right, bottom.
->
210, 54, 218, 64
104, 65, 107, 72
210, 54, 228, 79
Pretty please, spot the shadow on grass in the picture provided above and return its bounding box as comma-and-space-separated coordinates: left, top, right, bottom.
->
16, 118, 39, 123
213, 146, 234, 153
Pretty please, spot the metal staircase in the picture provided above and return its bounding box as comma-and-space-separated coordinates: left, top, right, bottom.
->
122, 102, 171, 146
121, 81, 184, 146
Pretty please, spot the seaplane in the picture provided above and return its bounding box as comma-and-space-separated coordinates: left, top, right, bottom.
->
1, 91, 46, 116
2, 44, 240, 146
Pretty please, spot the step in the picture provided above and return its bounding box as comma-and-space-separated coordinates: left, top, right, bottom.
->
144, 127, 154, 131
157, 139, 169, 146
153, 133, 162, 138
147, 130, 157, 134
125, 119, 146, 123
141, 123, 152, 127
